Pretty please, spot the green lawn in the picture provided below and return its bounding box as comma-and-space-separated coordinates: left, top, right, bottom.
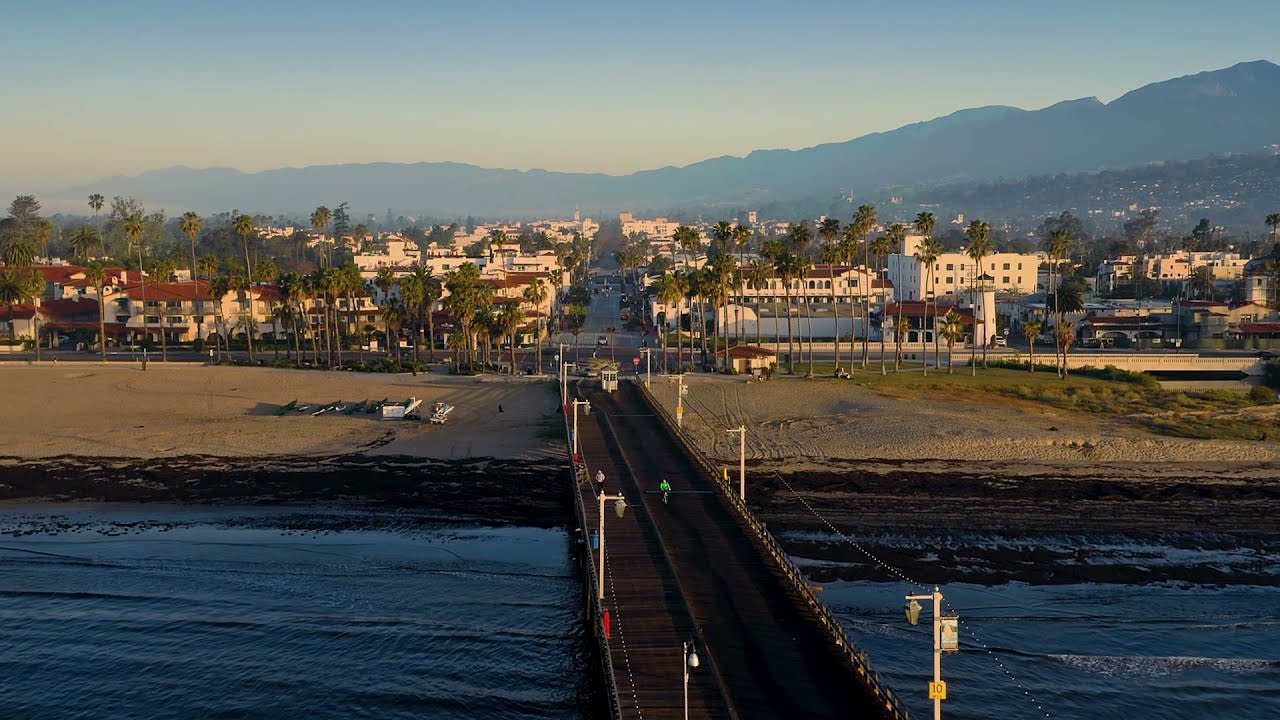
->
774, 362, 1278, 441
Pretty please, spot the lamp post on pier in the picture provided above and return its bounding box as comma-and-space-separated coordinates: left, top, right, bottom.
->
639, 347, 652, 388
595, 491, 626, 600
560, 360, 576, 408
726, 425, 746, 500
572, 398, 590, 458
682, 640, 700, 720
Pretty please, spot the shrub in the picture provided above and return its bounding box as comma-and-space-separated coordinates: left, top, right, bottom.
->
1249, 385, 1276, 404
1265, 359, 1280, 390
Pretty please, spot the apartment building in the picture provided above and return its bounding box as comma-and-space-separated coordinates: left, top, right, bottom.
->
887, 234, 1042, 300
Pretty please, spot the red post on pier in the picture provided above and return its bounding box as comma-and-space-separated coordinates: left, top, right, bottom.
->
602, 608, 612, 639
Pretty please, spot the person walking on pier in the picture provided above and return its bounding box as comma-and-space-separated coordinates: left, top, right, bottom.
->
595, 469, 605, 495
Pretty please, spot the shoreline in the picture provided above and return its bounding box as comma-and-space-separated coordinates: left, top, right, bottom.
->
5, 365, 1277, 539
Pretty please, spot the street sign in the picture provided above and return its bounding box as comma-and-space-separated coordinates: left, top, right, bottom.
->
928, 681, 947, 700
632, 357, 640, 366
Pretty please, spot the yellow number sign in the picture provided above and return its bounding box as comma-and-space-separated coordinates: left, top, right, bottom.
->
928, 681, 947, 700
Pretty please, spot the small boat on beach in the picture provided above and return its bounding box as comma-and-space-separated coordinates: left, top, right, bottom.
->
429, 402, 455, 424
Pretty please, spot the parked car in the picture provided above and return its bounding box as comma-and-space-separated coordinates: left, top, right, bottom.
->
597, 335, 608, 345
992, 335, 1007, 347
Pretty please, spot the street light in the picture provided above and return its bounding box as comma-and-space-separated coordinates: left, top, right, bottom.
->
560, 361, 576, 408
572, 399, 591, 458
639, 347, 653, 388
726, 425, 746, 501
683, 639, 700, 720
905, 586, 957, 720
595, 491, 626, 600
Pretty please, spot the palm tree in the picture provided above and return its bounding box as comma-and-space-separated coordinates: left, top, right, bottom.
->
422, 271, 443, 362
869, 233, 894, 375
84, 260, 110, 359
207, 273, 230, 361
522, 277, 548, 372
1267, 213, 1280, 241
673, 225, 706, 363
0, 269, 42, 345
121, 214, 148, 354
1023, 319, 1043, 371
2, 230, 37, 268
232, 215, 258, 361
323, 266, 345, 367
443, 263, 491, 373
940, 310, 965, 374
1054, 320, 1075, 378
380, 298, 405, 362
1046, 229, 1072, 374
886, 223, 908, 372
710, 221, 734, 256
964, 219, 993, 375
400, 271, 425, 363
818, 217, 842, 372
278, 272, 305, 363
68, 226, 100, 262
373, 266, 396, 358
655, 273, 685, 372
732, 223, 753, 345
745, 260, 770, 347
179, 212, 204, 344
708, 253, 737, 364
913, 212, 937, 371
916, 235, 942, 375
88, 194, 105, 253
232, 272, 255, 363
893, 314, 911, 370
785, 222, 815, 374
773, 252, 804, 374
310, 206, 332, 266
852, 204, 877, 367
497, 301, 523, 374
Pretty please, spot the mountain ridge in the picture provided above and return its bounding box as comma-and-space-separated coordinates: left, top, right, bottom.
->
57, 59, 1280, 217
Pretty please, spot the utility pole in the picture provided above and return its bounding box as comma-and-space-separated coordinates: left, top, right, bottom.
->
675, 373, 685, 428
726, 425, 746, 500
596, 492, 626, 600
905, 586, 953, 720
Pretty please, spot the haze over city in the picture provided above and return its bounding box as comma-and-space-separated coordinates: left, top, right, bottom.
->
5, 0, 1280, 204
2, 3, 1280, 719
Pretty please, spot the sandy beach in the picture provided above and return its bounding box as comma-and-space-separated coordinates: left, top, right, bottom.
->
652, 373, 1280, 479
0, 364, 560, 461
643, 373, 1280, 535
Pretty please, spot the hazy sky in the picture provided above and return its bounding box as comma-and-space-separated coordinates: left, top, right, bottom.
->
3, 0, 1278, 199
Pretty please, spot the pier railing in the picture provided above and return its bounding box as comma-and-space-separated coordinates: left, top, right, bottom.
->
563, 399, 625, 720
634, 378, 911, 720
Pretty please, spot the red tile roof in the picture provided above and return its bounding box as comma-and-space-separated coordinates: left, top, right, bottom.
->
0, 303, 37, 321
40, 297, 102, 320
118, 281, 212, 301
1230, 322, 1280, 334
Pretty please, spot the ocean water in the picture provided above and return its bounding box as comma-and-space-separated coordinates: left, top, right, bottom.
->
787, 531, 1280, 720
0, 506, 584, 720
